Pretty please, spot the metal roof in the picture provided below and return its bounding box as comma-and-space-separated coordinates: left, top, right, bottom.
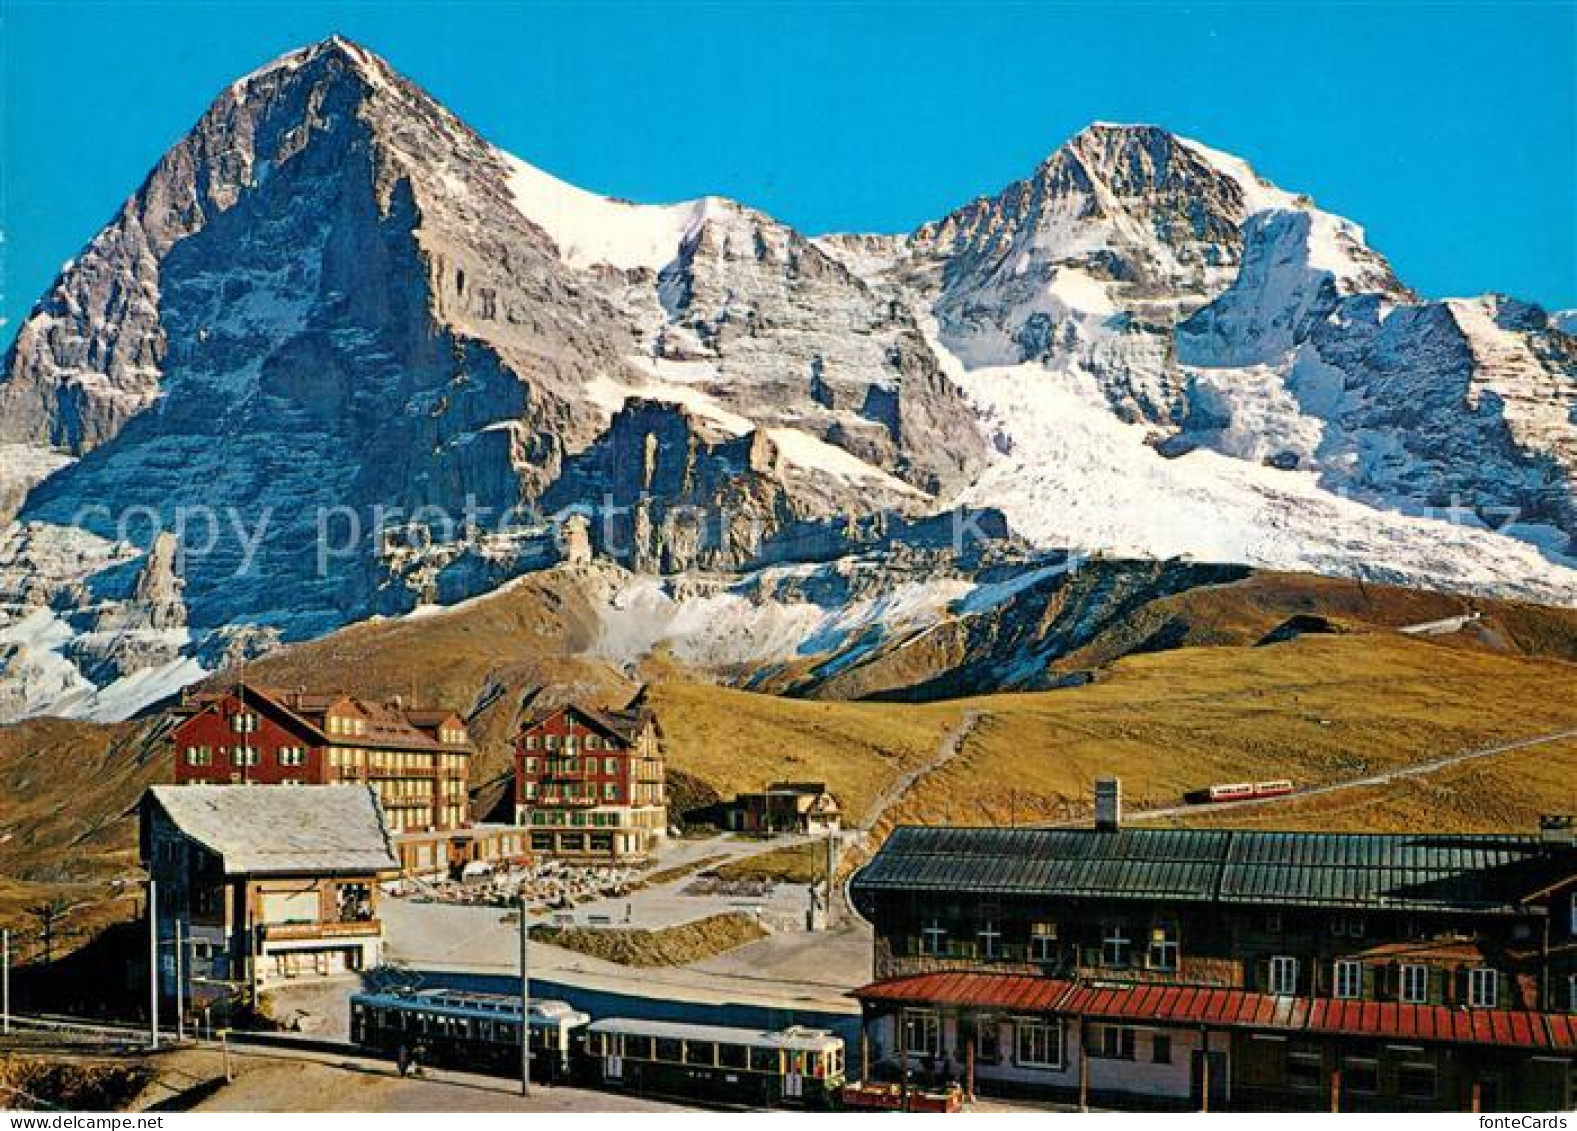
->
853, 971, 1074, 1013
147, 784, 399, 876
1058, 982, 1311, 1032
1307, 999, 1577, 1050
586, 1017, 842, 1052
350, 989, 589, 1029
852, 973, 1577, 1051
853, 826, 1563, 914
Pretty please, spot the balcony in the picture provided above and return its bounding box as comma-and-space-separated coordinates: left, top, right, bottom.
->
259, 918, 382, 942
533, 793, 598, 808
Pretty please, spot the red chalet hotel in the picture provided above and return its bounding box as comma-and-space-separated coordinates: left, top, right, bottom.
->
170, 682, 474, 834
514, 701, 666, 861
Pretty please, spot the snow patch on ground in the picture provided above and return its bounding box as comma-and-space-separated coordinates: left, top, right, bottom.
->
587, 370, 754, 436
52, 651, 208, 723
588, 569, 973, 672
764, 428, 930, 499
499, 149, 721, 273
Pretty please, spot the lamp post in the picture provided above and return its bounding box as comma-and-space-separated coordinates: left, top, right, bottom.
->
148, 878, 159, 1050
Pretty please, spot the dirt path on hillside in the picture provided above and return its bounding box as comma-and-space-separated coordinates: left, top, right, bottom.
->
858, 709, 984, 836
1120, 723, 1577, 824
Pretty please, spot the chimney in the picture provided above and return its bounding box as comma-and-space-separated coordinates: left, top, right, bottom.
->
1095, 777, 1121, 832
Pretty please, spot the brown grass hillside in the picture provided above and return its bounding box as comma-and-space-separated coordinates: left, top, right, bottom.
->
4, 563, 1577, 963
892, 630, 1577, 833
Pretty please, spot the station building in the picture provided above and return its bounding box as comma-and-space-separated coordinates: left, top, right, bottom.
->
848, 786, 1577, 1111
140, 784, 399, 1007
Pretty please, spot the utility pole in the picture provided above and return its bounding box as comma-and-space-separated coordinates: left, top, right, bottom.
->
518, 897, 531, 1097
174, 918, 185, 1042
825, 827, 837, 929
148, 879, 160, 1049
2, 928, 10, 1035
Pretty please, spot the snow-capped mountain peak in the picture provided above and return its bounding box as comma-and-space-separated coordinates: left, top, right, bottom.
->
0, 39, 1571, 725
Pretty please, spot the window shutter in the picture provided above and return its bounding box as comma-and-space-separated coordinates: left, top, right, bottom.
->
1360, 963, 1377, 1000
1426, 965, 1445, 1006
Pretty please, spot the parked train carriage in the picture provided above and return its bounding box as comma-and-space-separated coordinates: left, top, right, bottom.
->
586, 1017, 846, 1108
350, 988, 589, 1083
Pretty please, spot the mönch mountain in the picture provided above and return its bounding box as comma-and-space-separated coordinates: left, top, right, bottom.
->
0, 36, 1573, 722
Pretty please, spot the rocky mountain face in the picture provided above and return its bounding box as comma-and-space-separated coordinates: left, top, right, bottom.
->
0, 37, 1572, 723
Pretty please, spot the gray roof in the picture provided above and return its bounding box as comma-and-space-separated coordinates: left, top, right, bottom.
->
147, 785, 399, 876
852, 826, 1564, 914
586, 1017, 841, 1052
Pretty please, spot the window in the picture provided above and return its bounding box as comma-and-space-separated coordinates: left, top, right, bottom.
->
900, 1009, 940, 1057
184, 746, 212, 766
920, 919, 948, 956
1342, 1056, 1379, 1094
546, 734, 560, 751
1029, 922, 1058, 963
1468, 967, 1498, 1009
603, 783, 618, 800
1147, 923, 1179, 971
1400, 963, 1428, 1005
1269, 955, 1299, 995
1102, 924, 1132, 967
1569, 973, 1577, 1013
1286, 1046, 1323, 1090
231, 711, 258, 734
232, 746, 259, 767
587, 735, 601, 751
1334, 959, 1362, 1000
278, 747, 305, 767
524, 735, 539, 751
604, 758, 618, 775
1092, 1026, 1136, 1061
1152, 1033, 1172, 1065
1014, 1019, 1061, 1068
1397, 1062, 1437, 1100
977, 920, 1002, 959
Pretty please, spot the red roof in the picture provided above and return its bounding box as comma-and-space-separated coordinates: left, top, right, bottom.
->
1058, 982, 1310, 1032
1309, 999, 1576, 1050
853, 972, 1073, 1013
853, 972, 1577, 1051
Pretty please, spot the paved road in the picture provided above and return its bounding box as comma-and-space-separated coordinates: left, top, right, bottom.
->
1111, 724, 1577, 825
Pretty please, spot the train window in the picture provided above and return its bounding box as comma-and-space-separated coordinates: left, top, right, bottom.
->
749, 1047, 781, 1073
655, 1038, 683, 1062
718, 1042, 749, 1070
684, 1040, 714, 1066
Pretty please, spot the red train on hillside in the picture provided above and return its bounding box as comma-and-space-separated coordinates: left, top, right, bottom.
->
1186, 779, 1296, 805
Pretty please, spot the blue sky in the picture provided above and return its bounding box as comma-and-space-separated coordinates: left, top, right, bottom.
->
3, 1, 1575, 333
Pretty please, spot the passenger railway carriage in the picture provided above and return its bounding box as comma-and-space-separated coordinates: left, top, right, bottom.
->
350, 988, 589, 1082
350, 988, 849, 1108
586, 1017, 846, 1108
